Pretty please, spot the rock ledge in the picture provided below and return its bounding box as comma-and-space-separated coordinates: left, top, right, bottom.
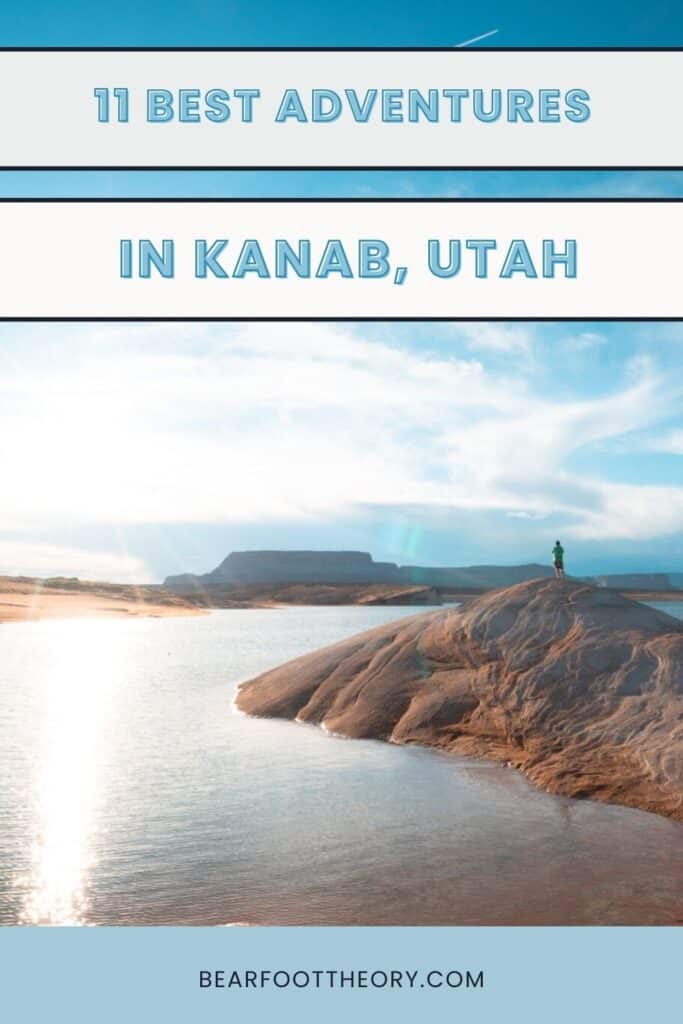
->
237, 579, 683, 821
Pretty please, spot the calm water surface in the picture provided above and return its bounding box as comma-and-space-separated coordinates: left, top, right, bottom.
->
1, 603, 682, 926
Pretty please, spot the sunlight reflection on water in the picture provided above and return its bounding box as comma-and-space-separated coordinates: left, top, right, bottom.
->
1, 603, 681, 927
17, 621, 121, 925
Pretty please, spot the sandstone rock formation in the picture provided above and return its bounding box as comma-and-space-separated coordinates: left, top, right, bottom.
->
237, 579, 683, 821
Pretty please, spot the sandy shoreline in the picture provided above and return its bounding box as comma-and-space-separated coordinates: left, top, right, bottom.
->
0, 577, 443, 623
1, 574, 680, 625
0, 576, 204, 624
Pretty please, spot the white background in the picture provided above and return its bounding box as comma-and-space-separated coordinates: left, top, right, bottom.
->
2, 50, 683, 167
0, 200, 680, 318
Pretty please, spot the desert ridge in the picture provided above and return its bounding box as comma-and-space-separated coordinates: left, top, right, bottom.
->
0, 575, 447, 623
2, 549, 683, 624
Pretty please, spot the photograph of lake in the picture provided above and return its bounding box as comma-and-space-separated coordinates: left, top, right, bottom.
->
1, 602, 682, 927
0, 319, 681, 928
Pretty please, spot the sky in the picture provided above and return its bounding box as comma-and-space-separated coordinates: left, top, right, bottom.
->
1, 0, 682, 48
0, 2, 681, 581
2, 320, 681, 581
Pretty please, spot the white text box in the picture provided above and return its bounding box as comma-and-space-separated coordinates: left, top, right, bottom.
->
0, 199, 680, 318
2, 49, 683, 167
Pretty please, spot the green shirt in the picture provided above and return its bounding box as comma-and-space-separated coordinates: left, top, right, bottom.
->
552, 544, 564, 562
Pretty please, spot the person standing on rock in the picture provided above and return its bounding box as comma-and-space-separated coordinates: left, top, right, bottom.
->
552, 540, 565, 579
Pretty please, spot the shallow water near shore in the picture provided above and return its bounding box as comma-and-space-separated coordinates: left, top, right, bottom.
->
1, 603, 682, 927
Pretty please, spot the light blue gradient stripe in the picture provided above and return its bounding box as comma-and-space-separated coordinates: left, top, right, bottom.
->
0, 926, 677, 1022
2, 170, 683, 199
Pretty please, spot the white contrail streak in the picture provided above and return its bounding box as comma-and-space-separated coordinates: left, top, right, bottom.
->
454, 28, 499, 47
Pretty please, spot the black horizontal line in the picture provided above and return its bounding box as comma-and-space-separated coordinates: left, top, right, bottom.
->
1, 46, 683, 52
0, 196, 682, 203
2, 317, 682, 323
3, 166, 683, 172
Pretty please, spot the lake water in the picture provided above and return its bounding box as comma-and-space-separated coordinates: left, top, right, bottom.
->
1, 603, 681, 927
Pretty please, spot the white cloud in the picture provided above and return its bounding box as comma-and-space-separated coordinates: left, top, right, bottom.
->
0, 322, 681, 558
560, 330, 607, 352
644, 429, 683, 455
567, 482, 683, 541
0, 541, 150, 582
453, 322, 534, 355
436, 363, 671, 528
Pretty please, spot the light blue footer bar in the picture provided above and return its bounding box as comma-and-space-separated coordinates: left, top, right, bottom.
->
0, 926, 677, 1022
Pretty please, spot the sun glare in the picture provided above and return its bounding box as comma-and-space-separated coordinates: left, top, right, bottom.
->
19, 620, 122, 925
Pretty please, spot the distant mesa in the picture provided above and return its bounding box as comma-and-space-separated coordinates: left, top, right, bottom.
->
166, 550, 401, 587
237, 578, 683, 821
164, 550, 557, 590
164, 550, 681, 594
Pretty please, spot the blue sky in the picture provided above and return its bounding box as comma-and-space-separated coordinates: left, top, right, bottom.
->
0, 2, 681, 581
3, 170, 683, 200
1, 320, 681, 580
1, 0, 682, 47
